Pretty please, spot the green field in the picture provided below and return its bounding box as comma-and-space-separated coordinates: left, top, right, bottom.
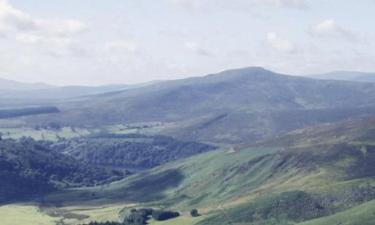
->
0, 204, 59, 225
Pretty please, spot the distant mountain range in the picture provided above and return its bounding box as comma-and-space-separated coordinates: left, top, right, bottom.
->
308, 71, 375, 83
0, 77, 159, 102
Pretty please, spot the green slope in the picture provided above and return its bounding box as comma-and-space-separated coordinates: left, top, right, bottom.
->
298, 199, 375, 225
45, 115, 375, 225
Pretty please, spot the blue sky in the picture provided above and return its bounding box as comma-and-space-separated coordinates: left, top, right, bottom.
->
1, 0, 375, 85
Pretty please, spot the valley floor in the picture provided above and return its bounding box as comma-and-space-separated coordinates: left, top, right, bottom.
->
0, 203, 133, 225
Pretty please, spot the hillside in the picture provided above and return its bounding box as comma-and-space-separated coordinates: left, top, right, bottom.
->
0, 137, 128, 203
44, 115, 375, 225
52, 133, 215, 169
21, 67, 375, 144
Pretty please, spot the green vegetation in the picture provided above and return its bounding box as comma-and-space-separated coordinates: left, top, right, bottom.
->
198, 191, 328, 225
0, 137, 128, 203
49, 133, 375, 224
190, 209, 199, 217
53, 133, 215, 169
298, 200, 375, 225
3, 68, 375, 225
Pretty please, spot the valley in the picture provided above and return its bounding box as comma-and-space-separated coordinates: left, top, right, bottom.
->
1, 68, 375, 225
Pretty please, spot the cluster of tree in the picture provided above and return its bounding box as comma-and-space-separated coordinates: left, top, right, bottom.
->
0, 106, 59, 119
52, 133, 215, 169
34, 122, 63, 130
0, 137, 129, 203
82, 208, 184, 225
120, 208, 180, 225
151, 210, 180, 221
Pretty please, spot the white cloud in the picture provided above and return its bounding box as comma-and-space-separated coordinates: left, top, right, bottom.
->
266, 32, 295, 53
105, 40, 138, 53
0, 0, 87, 56
0, 0, 35, 34
0, 0, 86, 36
309, 19, 356, 41
184, 41, 213, 56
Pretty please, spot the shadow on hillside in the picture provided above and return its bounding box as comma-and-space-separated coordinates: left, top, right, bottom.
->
109, 169, 185, 203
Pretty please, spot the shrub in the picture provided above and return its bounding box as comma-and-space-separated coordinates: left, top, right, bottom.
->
190, 209, 200, 217
152, 210, 180, 221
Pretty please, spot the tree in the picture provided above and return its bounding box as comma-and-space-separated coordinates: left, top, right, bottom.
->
190, 209, 199, 217
152, 210, 180, 221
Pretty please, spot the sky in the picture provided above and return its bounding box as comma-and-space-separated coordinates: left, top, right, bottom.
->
0, 0, 375, 86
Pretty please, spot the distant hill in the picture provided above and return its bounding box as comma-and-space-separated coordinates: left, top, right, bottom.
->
24, 67, 375, 144
0, 77, 158, 105
0, 78, 53, 91
309, 71, 375, 83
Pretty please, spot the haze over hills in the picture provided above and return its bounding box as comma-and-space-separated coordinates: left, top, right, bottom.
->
0, 77, 159, 103
308, 71, 375, 83
0, 77, 53, 91
20, 67, 375, 144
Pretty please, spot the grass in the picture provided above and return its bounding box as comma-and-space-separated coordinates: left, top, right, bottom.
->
47, 142, 375, 224
298, 199, 375, 225
46, 146, 288, 209
0, 203, 135, 225
0, 204, 59, 225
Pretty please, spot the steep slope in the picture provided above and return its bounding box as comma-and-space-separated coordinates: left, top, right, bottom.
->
24, 67, 375, 144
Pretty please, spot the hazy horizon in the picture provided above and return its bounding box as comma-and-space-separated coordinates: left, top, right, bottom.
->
1, 66, 375, 87
1, 0, 375, 86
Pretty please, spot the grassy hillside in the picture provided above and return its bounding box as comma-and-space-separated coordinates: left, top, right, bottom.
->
297, 199, 375, 225
250, 116, 375, 148
21, 67, 375, 144
42, 115, 375, 225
